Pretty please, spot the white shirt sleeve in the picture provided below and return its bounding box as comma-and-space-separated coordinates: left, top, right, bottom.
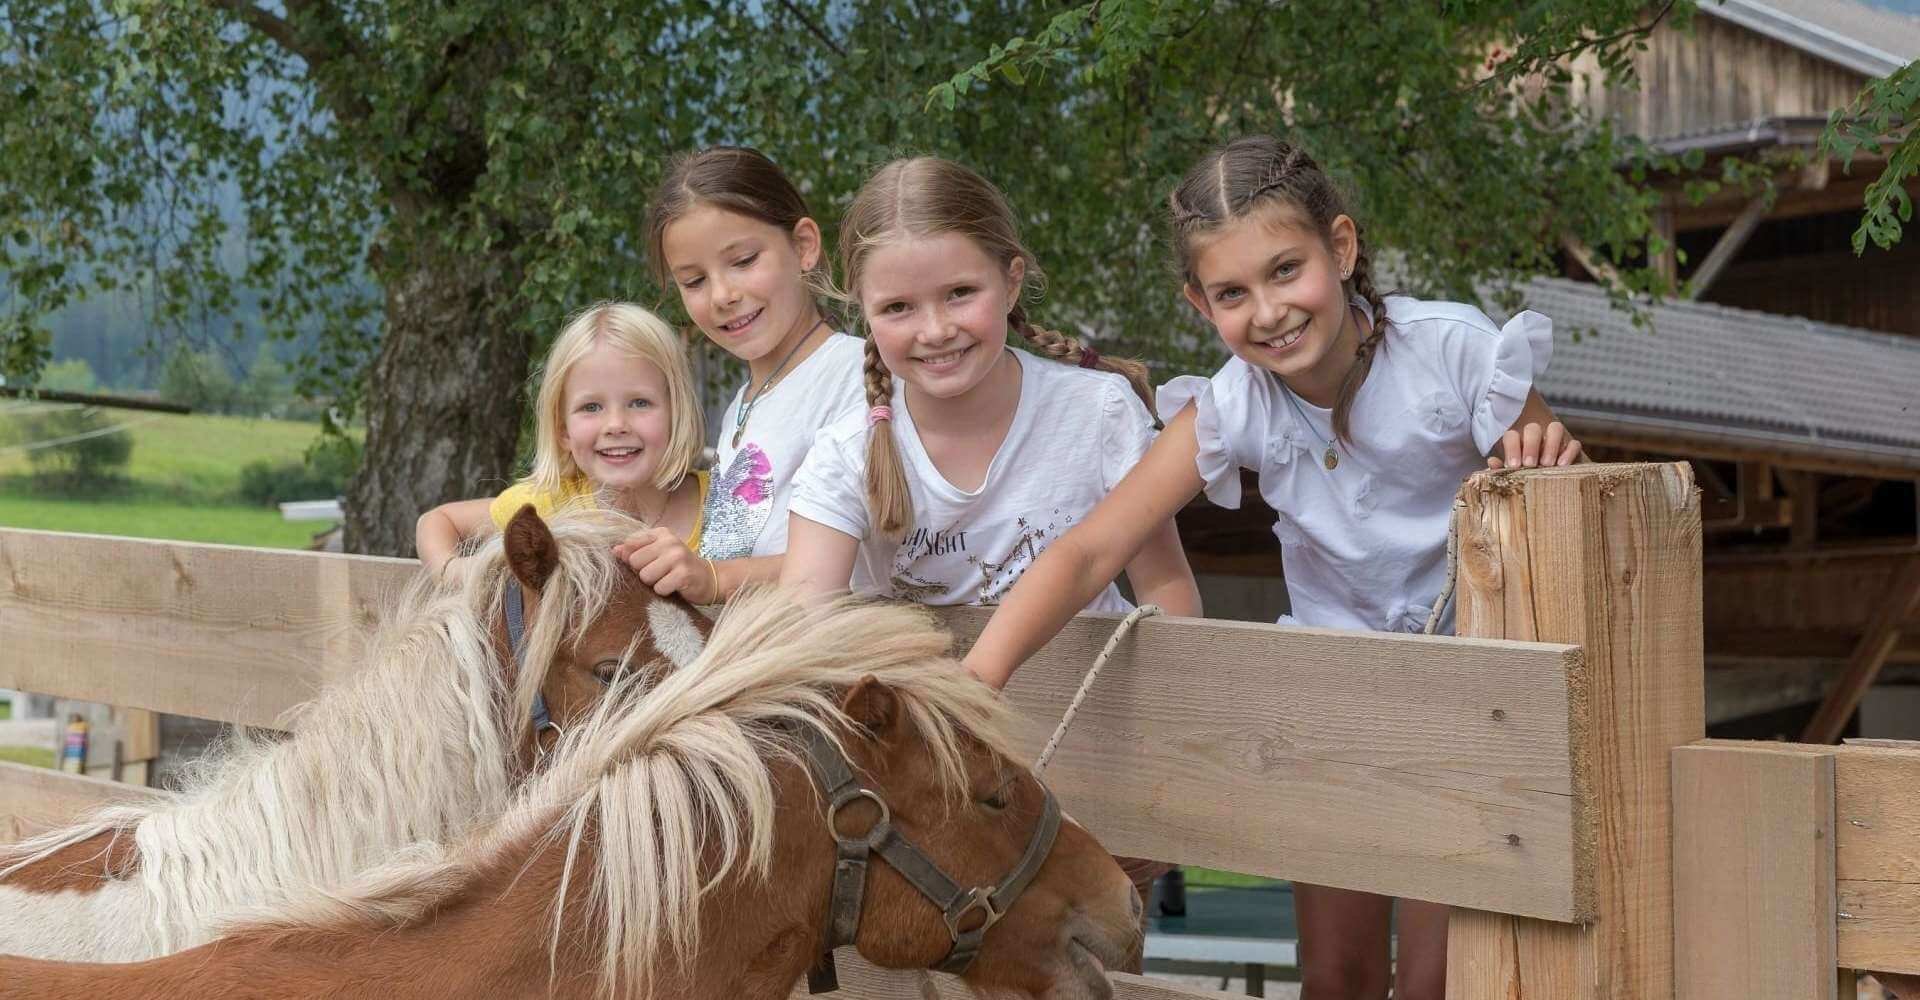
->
786, 420, 871, 541
1098, 380, 1158, 491
1155, 360, 1265, 508
1412, 305, 1555, 455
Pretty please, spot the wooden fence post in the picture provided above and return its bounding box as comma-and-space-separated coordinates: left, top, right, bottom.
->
1445, 464, 1704, 1000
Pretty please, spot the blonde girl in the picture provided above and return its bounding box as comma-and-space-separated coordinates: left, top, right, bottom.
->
416, 302, 707, 576
619, 146, 866, 600
961, 135, 1582, 1000
779, 156, 1199, 616
777, 156, 1199, 951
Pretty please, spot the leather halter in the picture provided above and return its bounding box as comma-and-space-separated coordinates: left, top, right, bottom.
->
504, 583, 562, 746
795, 721, 1062, 993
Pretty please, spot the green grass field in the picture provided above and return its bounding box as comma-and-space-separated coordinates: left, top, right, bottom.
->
0, 746, 56, 769
0, 409, 341, 549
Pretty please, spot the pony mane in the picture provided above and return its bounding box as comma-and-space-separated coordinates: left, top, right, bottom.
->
246, 588, 1014, 999
0, 505, 648, 952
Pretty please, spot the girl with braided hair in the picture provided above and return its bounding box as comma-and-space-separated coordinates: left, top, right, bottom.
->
780, 157, 1198, 952
780, 155, 1196, 619
963, 135, 1582, 1000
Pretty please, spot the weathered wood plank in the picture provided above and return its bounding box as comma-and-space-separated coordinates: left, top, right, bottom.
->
1833, 744, 1920, 974
0, 528, 416, 729
1, 528, 1593, 921
1446, 463, 1704, 1000
1672, 741, 1836, 1000
937, 605, 1589, 921
0, 761, 167, 845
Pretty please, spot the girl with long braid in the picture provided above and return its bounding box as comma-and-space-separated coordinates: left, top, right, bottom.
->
962, 135, 1583, 1000
780, 157, 1199, 949
780, 155, 1197, 616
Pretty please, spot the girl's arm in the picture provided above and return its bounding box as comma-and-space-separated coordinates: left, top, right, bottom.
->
1487, 389, 1584, 469
965, 406, 1207, 689
415, 498, 496, 575
777, 513, 862, 598
1122, 519, 1203, 619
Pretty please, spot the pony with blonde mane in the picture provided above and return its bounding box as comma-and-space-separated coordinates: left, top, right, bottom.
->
0, 590, 1141, 1000
0, 506, 710, 963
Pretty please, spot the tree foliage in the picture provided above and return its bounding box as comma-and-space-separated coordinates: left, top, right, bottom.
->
2, 0, 1684, 551
1822, 57, 1919, 253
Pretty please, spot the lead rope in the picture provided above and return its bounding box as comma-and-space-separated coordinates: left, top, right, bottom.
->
1035, 602, 1164, 772
906, 603, 1164, 997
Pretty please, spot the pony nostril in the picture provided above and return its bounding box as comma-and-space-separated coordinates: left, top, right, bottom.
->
1128, 888, 1143, 920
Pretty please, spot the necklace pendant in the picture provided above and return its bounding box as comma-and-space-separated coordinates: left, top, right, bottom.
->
1323, 446, 1339, 471
732, 428, 743, 449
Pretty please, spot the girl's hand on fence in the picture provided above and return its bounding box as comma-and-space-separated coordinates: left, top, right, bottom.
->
1488, 420, 1581, 470
613, 527, 714, 602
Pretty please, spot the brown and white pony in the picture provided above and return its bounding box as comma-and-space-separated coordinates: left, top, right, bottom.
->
0, 505, 710, 963
0, 590, 1141, 999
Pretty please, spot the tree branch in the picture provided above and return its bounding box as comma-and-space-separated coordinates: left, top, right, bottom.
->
208, 0, 323, 67
210, 0, 372, 124
775, 0, 845, 59
1477, 0, 1679, 90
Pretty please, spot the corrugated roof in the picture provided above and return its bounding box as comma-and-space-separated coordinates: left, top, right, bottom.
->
1491, 278, 1920, 472
1701, 0, 1920, 76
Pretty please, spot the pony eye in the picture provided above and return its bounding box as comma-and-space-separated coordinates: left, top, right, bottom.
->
592, 659, 623, 685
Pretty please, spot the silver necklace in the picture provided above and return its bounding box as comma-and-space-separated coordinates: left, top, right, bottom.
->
731, 318, 827, 448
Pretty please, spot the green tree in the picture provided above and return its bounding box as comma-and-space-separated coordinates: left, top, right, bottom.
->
158, 343, 240, 413
20, 407, 134, 489
36, 358, 99, 393
2, 1, 1681, 554
1822, 58, 1919, 253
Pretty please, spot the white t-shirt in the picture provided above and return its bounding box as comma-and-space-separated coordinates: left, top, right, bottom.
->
700, 332, 866, 559
790, 348, 1156, 611
1158, 296, 1552, 635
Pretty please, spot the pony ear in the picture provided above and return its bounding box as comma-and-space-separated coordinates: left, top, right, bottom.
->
840, 675, 898, 736
503, 505, 560, 595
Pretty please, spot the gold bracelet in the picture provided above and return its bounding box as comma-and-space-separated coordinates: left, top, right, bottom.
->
704, 558, 722, 604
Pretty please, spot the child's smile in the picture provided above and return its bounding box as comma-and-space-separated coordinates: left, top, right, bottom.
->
1182, 208, 1360, 406
561, 341, 674, 499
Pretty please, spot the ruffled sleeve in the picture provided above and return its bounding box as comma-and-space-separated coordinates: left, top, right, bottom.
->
1097, 380, 1157, 492
1468, 310, 1554, 455
1157, 372, 1248, 509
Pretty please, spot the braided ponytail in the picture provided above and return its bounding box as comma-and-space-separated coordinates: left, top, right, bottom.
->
1331, 236, 1387, 444
861, 337, 913, 539
1007, 304, 1156, 414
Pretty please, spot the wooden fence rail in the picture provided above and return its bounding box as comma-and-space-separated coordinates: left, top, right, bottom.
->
4, 463, 1915, 998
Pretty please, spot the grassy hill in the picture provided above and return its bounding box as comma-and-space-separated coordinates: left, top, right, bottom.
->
0, 409, 346, 549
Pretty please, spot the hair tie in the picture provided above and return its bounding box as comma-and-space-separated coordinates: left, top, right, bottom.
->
1077, 345, 1100, 369
867, 405, 893, 425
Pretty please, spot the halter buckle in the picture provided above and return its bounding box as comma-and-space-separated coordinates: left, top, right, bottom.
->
944, 886, 1005, 938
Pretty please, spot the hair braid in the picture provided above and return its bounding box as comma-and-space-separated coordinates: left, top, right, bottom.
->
1008, 304, 1155, 414
861, 337, 913, 539
1331, 233, 1387, 444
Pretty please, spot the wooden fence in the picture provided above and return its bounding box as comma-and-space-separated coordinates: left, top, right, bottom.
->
1, 462, 1914, 999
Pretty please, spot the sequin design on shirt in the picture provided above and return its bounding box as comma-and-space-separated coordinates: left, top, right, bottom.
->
700, 443, 773, 560
965, 509, 1074, 605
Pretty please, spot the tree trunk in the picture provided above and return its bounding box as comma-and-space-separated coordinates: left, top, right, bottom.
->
344, 243, 529, 557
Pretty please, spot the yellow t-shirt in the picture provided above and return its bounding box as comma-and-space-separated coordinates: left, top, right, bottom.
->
488, 470, 707, 553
